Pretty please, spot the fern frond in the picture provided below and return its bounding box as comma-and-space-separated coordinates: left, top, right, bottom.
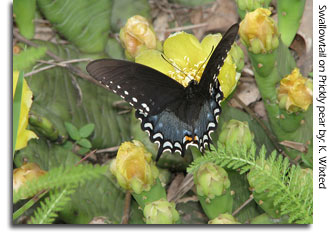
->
187, 142, 257, 174
187, 142, 313, 224
29, 187, 76, 224
14, 164, 107, 203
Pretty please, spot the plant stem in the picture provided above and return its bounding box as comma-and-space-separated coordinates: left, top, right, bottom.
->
13, 190, 47, 221
121, 191, 132, 224
74, 150, 96, 166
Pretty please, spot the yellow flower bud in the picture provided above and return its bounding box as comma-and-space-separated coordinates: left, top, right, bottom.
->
143, 198, 180, 224
119, 15, 159, 60
13, 71, 38, 151
13, 163, 47, 196
194, 162, 230, 199
239, 8, 279, 53
110, 140, 159, 194
219, 119, 254, 149
277, 68, 313, 112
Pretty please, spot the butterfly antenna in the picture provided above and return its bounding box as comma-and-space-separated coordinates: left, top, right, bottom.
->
194, 45, 215, 80
161, 54, 191, 80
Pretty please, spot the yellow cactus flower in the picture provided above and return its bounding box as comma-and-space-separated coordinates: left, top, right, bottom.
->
119, 15, 161, 60
13, 71, 38, 151
239, 8, 279, 54
136, 32, 241, 98
277, 68, 313, 112
110, 140, 159, 194
13, 163, 47, 196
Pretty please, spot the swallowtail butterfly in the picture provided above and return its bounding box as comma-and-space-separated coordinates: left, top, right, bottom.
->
87, 23, 239, 161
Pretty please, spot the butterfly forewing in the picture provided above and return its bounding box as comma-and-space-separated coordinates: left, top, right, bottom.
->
198, 23, 239, 96
86, 59, 185, 116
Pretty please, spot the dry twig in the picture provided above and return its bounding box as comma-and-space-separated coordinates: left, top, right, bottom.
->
13, 30, 102, 88
232, 194, 254, 216
121, 191, 132, 224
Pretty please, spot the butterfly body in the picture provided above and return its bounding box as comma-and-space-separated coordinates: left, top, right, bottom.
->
87, 24, 239, 161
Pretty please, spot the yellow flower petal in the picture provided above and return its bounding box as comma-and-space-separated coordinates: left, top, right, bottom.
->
136, 49, 175, 76
201, 34, 222, 52
164, 32, 207, 66
13, 71, 38, 151
218, 55, 238, 98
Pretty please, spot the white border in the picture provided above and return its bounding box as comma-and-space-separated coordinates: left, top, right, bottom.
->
2, 0, 330, 231
313, 0, 330, 230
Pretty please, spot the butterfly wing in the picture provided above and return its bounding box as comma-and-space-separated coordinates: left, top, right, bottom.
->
176, 23, 238, 157
198, 23, 239, 96
86, 59, 185, 116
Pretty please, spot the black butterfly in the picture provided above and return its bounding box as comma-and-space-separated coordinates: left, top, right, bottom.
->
87, 23, 239, 161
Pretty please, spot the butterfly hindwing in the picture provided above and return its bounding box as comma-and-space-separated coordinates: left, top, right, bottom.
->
86, 59, 185, 116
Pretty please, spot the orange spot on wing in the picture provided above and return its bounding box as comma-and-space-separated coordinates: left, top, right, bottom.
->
185, 136, 193, 142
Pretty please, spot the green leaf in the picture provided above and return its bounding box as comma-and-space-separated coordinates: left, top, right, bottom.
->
14, 139, 81, 170
227, 171, 263, 223
79, 123, 95, 138
59, 172, 144, 224
105, 38, 125, 60
26, 40, 130, 149
13, 71, 24, 156
64, 122, 80, 141
277, 39, 297, 78
13, 0, 36, 39
77, 138, 92, 149
111, 0, 151, 32
37, 0, 112, 53
13, 46, 47, 71
277, 0, 306, 47
63, 141, 73, 150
